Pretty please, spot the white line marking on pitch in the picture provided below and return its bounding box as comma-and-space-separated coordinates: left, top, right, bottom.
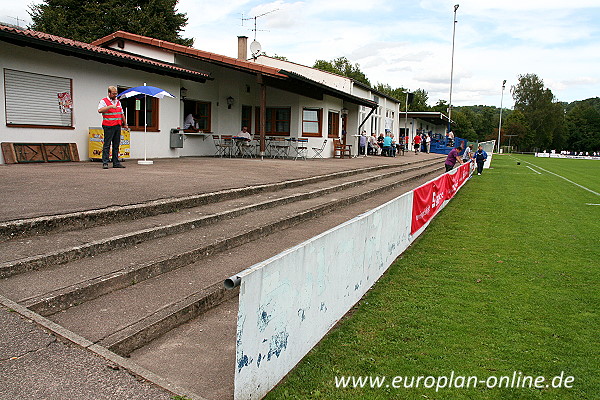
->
512, 157, 600, 196
586, 203, 600, 206
526, 166, 542, 174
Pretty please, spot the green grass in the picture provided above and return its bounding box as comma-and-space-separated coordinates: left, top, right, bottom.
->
265, 155, 600, 400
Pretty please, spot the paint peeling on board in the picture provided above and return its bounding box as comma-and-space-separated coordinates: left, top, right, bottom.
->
297, 308, 306, 321
237, 352, 253, 372
267, 330, 289, 361
320, 302, 327, 312
257, 307, 272, 332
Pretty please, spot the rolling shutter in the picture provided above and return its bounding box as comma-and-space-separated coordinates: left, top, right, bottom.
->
4, 69, 73, 127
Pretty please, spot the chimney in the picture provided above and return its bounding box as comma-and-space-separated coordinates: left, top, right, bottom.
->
237, 36, 248, 60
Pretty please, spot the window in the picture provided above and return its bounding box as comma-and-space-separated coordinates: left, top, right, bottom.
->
328, 111, 339, 138
195, 102, 211, 132
4, 69, 73, 128
119, 87, 159, 131
302, 108, 322, 137
255, 107, 291, 135
242, 105, 252, 132
182, 100, 211, 132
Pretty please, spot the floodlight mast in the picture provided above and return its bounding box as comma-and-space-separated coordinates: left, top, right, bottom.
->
497, 80, 507, 153
448, 4, 459, 134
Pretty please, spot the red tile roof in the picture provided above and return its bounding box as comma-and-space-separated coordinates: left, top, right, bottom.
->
92, 31, 287, 78
0, 24, 211, 80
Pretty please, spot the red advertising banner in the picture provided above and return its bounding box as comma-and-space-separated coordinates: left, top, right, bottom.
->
411, 163, 471, 235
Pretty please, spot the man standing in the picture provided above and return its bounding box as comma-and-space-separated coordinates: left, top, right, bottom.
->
447, 130, 455, 146
425, 134, 431, 153
413, 134, 422, 154
98, 86, 128, 169
473, 145, 488, 175
462, 144, 473, 163
444, 146, 463, 172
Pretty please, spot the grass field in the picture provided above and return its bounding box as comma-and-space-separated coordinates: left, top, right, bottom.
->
265, 154, 599, 400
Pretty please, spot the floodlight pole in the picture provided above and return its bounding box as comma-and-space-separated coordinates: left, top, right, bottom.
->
448, 4, 459, 134
497, 80, 506, 153
404, 93, 408, 143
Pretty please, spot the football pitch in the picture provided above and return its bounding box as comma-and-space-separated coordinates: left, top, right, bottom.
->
265, 154, 599, 400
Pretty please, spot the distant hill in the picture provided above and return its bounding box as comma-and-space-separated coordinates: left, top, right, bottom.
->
564, 97, 600, 112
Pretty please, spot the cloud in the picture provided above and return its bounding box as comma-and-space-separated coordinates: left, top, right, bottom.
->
4, 0, 600, 107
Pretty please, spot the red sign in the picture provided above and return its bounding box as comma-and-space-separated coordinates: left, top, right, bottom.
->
411, 163, 471, 234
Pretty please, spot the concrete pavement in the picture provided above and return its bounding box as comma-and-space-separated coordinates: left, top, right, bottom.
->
0, 152, 444, 399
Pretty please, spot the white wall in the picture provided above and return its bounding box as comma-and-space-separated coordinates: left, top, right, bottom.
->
0, 41, 375, 162
233, 167, 472, 399
106, 41, 176, 64
0, 42, 184, 163
255, 56, 351, 93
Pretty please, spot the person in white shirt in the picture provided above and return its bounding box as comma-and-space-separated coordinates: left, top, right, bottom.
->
238, 126, 252, 141
183, 113, 198, 131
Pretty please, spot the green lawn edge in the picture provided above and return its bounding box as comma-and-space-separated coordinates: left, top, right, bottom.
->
265, 155, 600, 400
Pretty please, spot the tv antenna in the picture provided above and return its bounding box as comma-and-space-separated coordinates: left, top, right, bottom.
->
241, 9, 278, 58
6, 15, 26, 28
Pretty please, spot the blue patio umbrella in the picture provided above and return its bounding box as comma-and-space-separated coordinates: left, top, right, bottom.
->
118, 85, 176, 99
117, 84, 176, 165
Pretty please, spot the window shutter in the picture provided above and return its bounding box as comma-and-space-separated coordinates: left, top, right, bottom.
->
4, 69, 73, 127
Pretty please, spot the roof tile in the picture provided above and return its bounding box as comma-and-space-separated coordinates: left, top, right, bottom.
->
0, 24, 210, 79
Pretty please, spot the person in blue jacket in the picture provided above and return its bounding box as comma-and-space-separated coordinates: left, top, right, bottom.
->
473, 145, 488, 175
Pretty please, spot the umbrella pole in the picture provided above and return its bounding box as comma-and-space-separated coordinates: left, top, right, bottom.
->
138, 91, 153, 165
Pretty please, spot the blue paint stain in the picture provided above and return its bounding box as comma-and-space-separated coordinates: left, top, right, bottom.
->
320, 302, 327, 312
355, 283, 360, 290
257, 307, 272, 332
297, 308, 305, 321
237, 353, 253, 372
257, 353, 263, 368
267, 330, 289, 361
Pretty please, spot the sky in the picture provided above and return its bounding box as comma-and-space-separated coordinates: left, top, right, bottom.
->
2, 0, 600, 108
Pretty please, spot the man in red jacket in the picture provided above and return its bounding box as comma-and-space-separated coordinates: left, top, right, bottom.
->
98, 86, 128, 169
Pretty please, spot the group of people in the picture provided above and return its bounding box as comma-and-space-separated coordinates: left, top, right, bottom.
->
444, 144, 488, 175
358, 131, 434, 157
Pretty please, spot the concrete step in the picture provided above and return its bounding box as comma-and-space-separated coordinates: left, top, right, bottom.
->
0, 162, 442, 361
0, 158, 442, 242
0, 159, 441, 279
0, 156, 446, 400
125, 166, 445, 400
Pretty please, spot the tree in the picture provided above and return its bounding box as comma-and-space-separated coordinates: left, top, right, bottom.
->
451, 109, 477, 141
503, 110, 531, 151
372, 85, 429, 111
29, 0, 193, 45
565, 100, 600, 151
430, 99, 448, 114
313, 57, 370, 87
411, 89, 429, 112
511, 73, 564, 151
